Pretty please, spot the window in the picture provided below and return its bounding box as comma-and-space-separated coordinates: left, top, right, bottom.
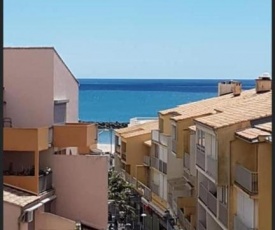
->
54, 102, 67, 124
197, 129, 205, 147
171, 125, 177, 140
115, 136, 121, 146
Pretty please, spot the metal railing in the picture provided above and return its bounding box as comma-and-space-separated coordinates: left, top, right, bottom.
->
115, 145, 121, 154
151, 182, 159, 196
199, 182, 207, 205
219, 201, 228, 227
152, 130, 159, 142
235, 164, 258, 194
198, 221, 206, 230
184, 153, 191, 170
196, 145, 205, 170
207, 191, 217, 216
184, 217, 195, 230
159, 133, 169, 146
143, 155, 151, 166
207, 155, 217, 180
177, 207, 185, 226
234, 214, 257, 230
122, 152, 127, 161
150, 156, 159, 170
172, 139, 177, 153
144, 186, 152, 201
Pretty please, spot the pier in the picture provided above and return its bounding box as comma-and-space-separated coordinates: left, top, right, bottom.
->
79, 120, 129, 129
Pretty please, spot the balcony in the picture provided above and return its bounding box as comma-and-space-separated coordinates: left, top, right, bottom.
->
198, 221, 206, 230
177, 209, 195, 230
235, 164, 258, 194
150, 156, 159, 170
159, 132, 169, 146
137, 181, 152, 201
196, 145, 205, 170
143, 155, 151, 166
172, 139, 177, 153
4, 127, 50, 151
53, 123, 97, 152
199, 182, 217, 216
199, 183, 207, 205
207, 191, 217, 216
151, 182, 159, 196
219, 201, 228, 227
122, 152, 127, 161
184, 153, 190, 171
115, 145, 121, 154
206, 155, 217, 181
152, 130, 159, 142
234, 215, 257, 230
4, 170, 52, 195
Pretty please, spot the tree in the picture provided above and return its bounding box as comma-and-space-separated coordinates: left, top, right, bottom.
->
108, 168, 137, 222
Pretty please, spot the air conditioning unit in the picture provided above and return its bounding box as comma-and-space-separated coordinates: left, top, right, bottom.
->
23, 211, 33, 223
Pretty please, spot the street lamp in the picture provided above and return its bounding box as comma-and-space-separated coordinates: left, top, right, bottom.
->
140, 213, 147, 230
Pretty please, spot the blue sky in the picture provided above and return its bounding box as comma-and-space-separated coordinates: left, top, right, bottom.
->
4, 0, 271, 79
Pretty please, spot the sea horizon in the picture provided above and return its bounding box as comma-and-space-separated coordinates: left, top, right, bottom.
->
78, 78, 255, 144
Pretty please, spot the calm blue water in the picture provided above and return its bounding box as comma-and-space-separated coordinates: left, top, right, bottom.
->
78, 79, 254, 143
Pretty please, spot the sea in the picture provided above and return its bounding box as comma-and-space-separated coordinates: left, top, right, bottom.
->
78, 79, 255, 144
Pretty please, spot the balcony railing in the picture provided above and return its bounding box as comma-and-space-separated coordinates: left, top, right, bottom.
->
219, 201, 228, 227
184, 153, 190, 170
206, 155, 217, 181
183, 216, 195, 230
150, 157, 159, 170
199, 182, 207, 205
196, 145, 205, 170
53, 123, 97, 150
115, 145, 121, 154
172, 139, 177, 153
122, 152, 127, 161
143, 155, 150, 166
144, 186, 152, 201
4, 127, 50, 151
198, 221, 206, 230
207, 191, 217, 216
234, 214, 257, 230
152, 130, 159, 142
159, 133, 169, 146
177, 207, 185, 226
151, 182, 159, 196
235, 164, 258, 194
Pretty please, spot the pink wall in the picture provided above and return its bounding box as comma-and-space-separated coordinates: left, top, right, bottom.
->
4, 47, 79, 127
50, 154, 108, 230
4, 202, 21, 230
35, 206, 76, 230
53, 51, 79, 122
4, 48, 54, 128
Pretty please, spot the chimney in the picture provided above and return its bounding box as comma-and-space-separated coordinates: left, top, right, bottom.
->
218, 80, 240, 96
232, 81, 242, 96
256, 73, 272, 93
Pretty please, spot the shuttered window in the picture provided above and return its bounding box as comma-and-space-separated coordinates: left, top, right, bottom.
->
54, 102, 67, 124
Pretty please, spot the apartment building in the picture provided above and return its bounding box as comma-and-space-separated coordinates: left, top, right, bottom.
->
194, 78, 271, 230
3, 47, 108, 230
114, 75, 272, 230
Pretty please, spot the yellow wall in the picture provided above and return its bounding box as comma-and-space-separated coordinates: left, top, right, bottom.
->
4, 127, 49, 151
258, 142, 271, 230
136, 165, 149, 186
159, 114, 173, 135
216, 121, 251, 185
53, 123, 97, 150
122, 133, 151, 177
